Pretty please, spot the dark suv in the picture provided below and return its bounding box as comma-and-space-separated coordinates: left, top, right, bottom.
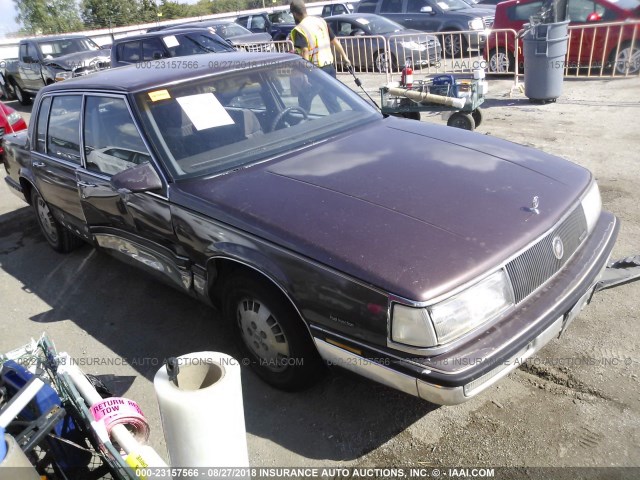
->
356, 0, 495, 56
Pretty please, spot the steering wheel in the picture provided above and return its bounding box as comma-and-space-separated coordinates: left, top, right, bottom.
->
271, 106, 309, 131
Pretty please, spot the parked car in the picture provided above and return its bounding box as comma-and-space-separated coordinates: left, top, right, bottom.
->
235, 12, 295, 40
356, 0, 495, 56
3, 51, 618, 404
476, 0, 505, 5
150, 20, 274, 51
111, 29, 234, 68
322, 2, 356, 16
3, 35, 110, 105
0, 101, 28, 163
325, 13, 441, 72
484, 0, 640, 74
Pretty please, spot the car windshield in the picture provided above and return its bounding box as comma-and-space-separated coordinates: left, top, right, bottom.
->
359, 16, 406, 33
269, 11, 295, 23
433, 0, 471, 11
38, 38, 101, 58
212, 23, 253, 38
169, 33, 235, 55
135, 57, 380, 180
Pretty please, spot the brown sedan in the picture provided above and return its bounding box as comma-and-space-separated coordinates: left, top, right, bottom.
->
2, 52, 617, 404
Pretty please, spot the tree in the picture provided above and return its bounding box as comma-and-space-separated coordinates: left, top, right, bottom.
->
13, 0, 83, 34
139, 0, 160, 24
81, 0, 140, 29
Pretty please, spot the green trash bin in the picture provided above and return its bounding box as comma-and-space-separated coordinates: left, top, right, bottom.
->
523, 20, 569, 102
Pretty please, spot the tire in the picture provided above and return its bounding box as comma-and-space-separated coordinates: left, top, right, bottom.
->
611, 42, 640, 76
488, 48, 515, 73
447, 112, 475, 130
222, 273, 325, 391
0, 80, 14, 100
12, 80, 32, 106
31, 188, 83, 253
442, 31, 467, 58
402, 111, 421, 121
374, 51, 396, 73
472, 107, 483, 128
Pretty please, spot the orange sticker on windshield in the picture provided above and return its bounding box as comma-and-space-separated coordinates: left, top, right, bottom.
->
148, 90, 171, 101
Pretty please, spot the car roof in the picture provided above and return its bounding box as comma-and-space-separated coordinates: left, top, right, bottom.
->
325, 13, 382, 20
29, 34, 93, 42
113, 28, 215, 43
41, 51, 294, 94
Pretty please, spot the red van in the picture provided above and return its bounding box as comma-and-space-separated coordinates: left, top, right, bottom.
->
484, 0, 639, 74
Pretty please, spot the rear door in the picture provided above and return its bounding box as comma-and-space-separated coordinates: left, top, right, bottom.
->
31, 93, 89, 238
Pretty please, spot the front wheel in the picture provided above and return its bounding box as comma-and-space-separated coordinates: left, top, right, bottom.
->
31, 188, 83, 253
442, 32, 467, 58
223, 273, 325, 391
12, 80, 31, 106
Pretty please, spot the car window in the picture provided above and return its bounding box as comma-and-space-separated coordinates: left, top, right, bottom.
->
335, 5, 348, 14
143, 38, 165, 60
118, 41, 141, 63
381, 0, 404, 12
83, 96, 151, 175
508, 1, 543, 20
47, 96, 82, 163
236, 17, 249, 28
336, 21, 354, 36
251, 16, 266, 30
567, 0, 606, 22
135, 59, 380, 179
35, 96, 52, 154
357, 0, 378, 12
408, 0, 431, 12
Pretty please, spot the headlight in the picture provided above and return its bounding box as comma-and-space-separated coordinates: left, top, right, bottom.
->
391, 304, 438, 347
7, 111, 22, 126
399, 41, 426, 51
429, 269, 514, 345
581, 181, 601, 234
469, 18, 484, 30
54, 71, 72, 82
391, 269, 514, 348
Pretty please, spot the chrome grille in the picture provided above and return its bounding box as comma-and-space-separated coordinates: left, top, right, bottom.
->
506, 206, 588, 303
483, 17, 495, 28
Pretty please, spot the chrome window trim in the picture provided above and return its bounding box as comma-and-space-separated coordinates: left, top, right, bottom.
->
39, 92, 84, 166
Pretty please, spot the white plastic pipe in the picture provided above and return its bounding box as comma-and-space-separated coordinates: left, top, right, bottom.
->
387, 86, 467, 109
0, 378, 45, 429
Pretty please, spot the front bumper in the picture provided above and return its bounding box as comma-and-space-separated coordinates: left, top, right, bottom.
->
312, 211, 618, 405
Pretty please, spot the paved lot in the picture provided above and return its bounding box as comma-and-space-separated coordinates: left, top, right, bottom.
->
1, 74, 639, 472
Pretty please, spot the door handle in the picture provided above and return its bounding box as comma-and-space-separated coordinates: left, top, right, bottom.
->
33, 161, 45, 168
78, 180, 97, 188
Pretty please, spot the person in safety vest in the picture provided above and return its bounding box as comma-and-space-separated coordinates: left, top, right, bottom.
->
289, 0, 351, 78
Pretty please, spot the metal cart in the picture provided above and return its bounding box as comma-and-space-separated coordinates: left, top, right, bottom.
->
380, 75, 486, 130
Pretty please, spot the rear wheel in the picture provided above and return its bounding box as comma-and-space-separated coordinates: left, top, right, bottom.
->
374, 51, 396, 73
447, 112, 475, 130
31, 188, 83, 253
222, 273, 325, 391
488, 48, 515, 73
611, 42, 640, 75
472, 107, 483, 127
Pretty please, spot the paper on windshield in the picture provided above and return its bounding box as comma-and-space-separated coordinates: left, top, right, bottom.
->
437, 1, 450, 9
162, 35, 180, 48
176, 93, 234, 131
41, 44, 53, 54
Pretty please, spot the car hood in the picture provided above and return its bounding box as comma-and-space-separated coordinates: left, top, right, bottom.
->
172, 117, 591, 301
43, 49, 111, 71
388, 29, 439, 41
227, 32, 273, 43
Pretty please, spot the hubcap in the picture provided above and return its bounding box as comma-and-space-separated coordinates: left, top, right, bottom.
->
490, 52, 510, 73
36, 197, 58, 243
236, 297, 290, 373
616, 47, 640, 75
444, 35, 461, 57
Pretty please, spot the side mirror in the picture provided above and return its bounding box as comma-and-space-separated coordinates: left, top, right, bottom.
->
420, 6, 434, 13
110, 162, 162, 193
586, 12, 601, 22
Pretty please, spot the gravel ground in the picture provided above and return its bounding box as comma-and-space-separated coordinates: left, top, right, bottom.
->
0, 72, 639, 476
